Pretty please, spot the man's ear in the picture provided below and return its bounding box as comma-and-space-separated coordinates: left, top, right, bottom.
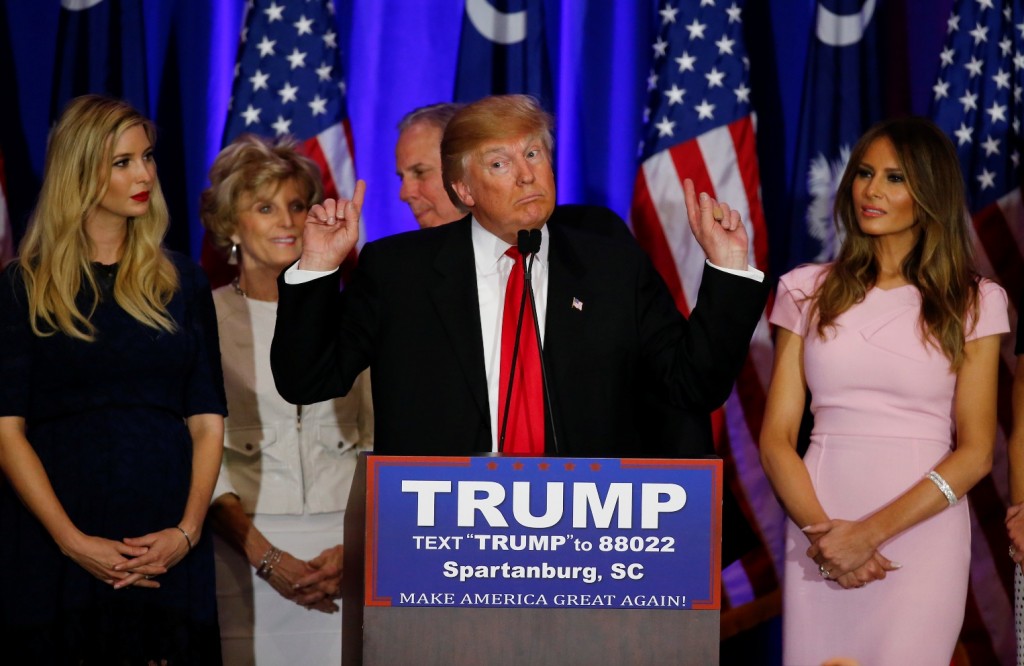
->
451, 180, 474, 208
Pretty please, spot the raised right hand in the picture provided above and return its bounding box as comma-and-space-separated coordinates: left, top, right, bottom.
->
298, 180, 366, 271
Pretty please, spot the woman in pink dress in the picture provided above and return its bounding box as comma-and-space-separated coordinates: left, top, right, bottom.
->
760, 117, 1009, 666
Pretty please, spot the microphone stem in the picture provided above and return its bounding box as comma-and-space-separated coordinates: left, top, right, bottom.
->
524, 254, 560, 455
497, 272, 529, 451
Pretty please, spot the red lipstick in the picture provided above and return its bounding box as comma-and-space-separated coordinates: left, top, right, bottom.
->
131, 192, 150, 202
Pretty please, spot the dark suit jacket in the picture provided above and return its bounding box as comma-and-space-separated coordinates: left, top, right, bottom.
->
272, 205, 769, 460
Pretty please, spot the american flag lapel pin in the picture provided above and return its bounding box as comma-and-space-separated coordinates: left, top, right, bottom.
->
571, 297, 583, 312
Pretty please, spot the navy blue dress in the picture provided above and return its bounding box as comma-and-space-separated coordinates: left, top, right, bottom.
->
0, 253, 227, 664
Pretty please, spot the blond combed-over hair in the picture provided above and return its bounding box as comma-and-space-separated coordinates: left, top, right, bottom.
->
440, 94, 553, 211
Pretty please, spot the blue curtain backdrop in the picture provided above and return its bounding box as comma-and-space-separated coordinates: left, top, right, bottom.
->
0, 0, 951, 277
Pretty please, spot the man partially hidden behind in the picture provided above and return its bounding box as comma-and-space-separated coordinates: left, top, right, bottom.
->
272, 93, 767, 466
395, 102, 465, 229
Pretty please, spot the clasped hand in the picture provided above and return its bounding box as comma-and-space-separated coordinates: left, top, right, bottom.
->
62, 527, 190, 590
804, 519, 900, 589
1006, 503, 1024, 565
263, 545, 344, 614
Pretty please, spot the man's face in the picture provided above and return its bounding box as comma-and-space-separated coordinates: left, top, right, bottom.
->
395, 122, 463, 228
451, 133, 556, 244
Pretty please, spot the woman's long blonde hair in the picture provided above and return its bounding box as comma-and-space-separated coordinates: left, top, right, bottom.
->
17, 95, 178, 341
812, 117, 979, 369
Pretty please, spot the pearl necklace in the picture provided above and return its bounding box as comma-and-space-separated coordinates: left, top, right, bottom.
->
231, 277, 247, 298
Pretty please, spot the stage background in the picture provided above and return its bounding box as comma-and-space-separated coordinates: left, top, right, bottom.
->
0, 0, 949, 277
3, 2, 1020, 664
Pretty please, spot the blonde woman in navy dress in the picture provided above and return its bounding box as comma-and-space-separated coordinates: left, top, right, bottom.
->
760, 117, 1008, 665
0, 95, 226, 663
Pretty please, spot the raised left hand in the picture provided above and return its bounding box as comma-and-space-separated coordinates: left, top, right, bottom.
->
682, 178, 749, 270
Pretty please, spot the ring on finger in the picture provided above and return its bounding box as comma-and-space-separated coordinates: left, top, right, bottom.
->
818, 564, 831, 579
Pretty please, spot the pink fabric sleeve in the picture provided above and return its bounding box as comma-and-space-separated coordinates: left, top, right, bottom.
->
768, 264, 827, 336
966, 278, 1010, 341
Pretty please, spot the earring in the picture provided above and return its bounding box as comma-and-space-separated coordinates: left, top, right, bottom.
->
228, 243, 240, 265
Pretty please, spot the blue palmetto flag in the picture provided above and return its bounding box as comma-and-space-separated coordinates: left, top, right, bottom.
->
787, 0, 882, 268
453, 0, 553, 109
51, 0, 148, 119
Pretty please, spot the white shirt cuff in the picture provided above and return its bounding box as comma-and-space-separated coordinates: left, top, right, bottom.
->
705, 260, 764, 283
283, 261, 339, 284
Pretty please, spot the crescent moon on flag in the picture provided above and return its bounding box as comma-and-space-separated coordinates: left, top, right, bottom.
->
61, 0, 104, 9
62, 0, 104, 8
816, 0, 877, 47
466, 0, 527, 46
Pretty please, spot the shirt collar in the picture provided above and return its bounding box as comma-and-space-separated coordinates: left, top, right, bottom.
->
470, 217, 550, 275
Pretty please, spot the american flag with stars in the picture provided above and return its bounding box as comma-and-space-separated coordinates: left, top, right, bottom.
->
204, 0, 361, 286
629, 0, 784, 637
931, 0, 1024, 662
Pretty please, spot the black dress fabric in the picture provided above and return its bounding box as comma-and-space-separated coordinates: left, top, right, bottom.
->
0, 253, 226, 665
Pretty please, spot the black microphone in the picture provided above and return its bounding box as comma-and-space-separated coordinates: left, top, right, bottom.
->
497, 232, 532, 452
518, 228, 541, 256
498, 229, 555, 454
520, 229, 560, 455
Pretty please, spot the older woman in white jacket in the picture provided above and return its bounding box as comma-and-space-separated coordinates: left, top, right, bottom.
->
201, 134, 373, 665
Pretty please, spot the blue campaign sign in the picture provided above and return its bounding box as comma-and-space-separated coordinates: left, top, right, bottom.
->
364, 456, 722, 611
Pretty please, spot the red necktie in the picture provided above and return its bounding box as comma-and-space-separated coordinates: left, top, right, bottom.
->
498, 247, 545, 454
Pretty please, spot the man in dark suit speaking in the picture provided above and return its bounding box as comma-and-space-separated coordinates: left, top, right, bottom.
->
271, 95, 768, 462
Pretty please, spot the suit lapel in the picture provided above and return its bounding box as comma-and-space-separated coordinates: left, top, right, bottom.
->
428, 219, 490, 420
544, 223, 589, 452
546, 222, 588, 349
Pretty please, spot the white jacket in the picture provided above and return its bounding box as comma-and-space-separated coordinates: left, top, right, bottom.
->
211, 286, 373, 515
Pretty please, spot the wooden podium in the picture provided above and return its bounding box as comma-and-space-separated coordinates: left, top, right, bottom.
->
343, 455, 721, 665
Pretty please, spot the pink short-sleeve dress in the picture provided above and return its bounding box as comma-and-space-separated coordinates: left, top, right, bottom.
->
770, 263, 1009, 666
